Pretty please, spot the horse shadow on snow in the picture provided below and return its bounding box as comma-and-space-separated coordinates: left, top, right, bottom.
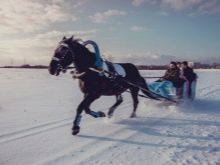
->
79, 99, 220, 152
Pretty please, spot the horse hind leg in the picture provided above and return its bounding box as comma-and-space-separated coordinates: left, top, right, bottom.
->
85, 108, 106, 118
130, 88, 139, 118
107, 95, 123, 118
83, 94, 105, 118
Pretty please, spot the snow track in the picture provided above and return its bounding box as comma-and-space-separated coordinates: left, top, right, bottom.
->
0, 103, 131, 145
0, 118, 72, 144
0, 69, 220, 165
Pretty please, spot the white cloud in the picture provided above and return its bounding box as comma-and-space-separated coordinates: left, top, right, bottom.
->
0, 0, 78, 34
197, 0, 220, 15
0, 30, 97, 50
161, 0, 202, 11
35, 30, 97, 42
130, 26, 146, 31
162, 0, 220, 14
89, 9, 127, 23
73, 1, 86, 9
158, 11, 169, 16
0, 30, 97, 65
112, 52, 178, 65
132, 0, 158, 6
132, 0, 146, 6
132, 0, 220, 15
131, 0, 201, 10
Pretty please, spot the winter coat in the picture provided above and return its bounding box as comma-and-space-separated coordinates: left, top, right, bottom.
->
162, 68, 181, 87
183, 67, 196, 83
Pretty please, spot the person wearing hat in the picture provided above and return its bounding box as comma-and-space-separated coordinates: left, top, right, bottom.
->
149, 61, 181, 99
159, 61, 180, 87
181, 61, 197, 98
174, 62, 182, 98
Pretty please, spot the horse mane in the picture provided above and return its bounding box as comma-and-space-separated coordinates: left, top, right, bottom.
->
70, 40, 96, 72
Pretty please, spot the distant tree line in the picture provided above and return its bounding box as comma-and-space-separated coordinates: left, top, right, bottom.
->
1, 62, 220, 70
137, 62, 220, 70
1, 64, 74, 69
2, 64, 48, 69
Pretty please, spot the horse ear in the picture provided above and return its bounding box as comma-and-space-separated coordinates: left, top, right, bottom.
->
70, 35, 74, 40
63, 36, 66, 40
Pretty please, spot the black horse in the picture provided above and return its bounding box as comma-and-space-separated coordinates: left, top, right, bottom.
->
49, 36, 156, 135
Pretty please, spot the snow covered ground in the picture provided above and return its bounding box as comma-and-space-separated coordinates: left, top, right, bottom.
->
0, 68, 220, 165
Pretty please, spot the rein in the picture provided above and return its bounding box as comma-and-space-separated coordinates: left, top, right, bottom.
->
143, 76, 162, 79
87, 67, 178, 103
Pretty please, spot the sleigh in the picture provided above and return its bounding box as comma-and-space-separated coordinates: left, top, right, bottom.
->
148, 80, 197, 103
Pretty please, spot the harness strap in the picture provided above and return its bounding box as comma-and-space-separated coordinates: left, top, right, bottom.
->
88, 67, 178, 103
52, 57, 60, 61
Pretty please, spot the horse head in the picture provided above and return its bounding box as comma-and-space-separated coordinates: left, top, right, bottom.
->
49, 36, 96, 76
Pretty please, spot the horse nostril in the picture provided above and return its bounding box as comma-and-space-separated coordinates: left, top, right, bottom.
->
48, 67, 55, 75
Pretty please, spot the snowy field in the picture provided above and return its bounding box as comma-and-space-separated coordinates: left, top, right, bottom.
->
0, 68, 220, 165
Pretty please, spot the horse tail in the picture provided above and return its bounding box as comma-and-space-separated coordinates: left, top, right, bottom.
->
139, 77, 158, 100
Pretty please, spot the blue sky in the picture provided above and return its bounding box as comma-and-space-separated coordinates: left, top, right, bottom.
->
0, 0, 219, 66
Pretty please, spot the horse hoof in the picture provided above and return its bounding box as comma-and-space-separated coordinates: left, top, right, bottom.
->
108, 114, 113, 118
130, 113, 137, 118
72, 125, 80, 135
72, 129, 80, 135
107, 111, 113, 118
98, 111, 106, 117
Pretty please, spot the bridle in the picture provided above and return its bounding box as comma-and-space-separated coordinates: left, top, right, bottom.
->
51, 41, 87, 78
51, 38, 101, 78
51, 42, 75, 72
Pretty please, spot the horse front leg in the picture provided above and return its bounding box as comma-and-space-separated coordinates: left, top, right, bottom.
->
130, 88, 139, 118
85, 108, 106, 118
72, 93, 105, 135
107, 95, 123, 118
72, 101, 85, 135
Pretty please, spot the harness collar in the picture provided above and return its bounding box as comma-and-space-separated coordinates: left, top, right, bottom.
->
52, 57, 60, 62
59, 42, 69, 48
